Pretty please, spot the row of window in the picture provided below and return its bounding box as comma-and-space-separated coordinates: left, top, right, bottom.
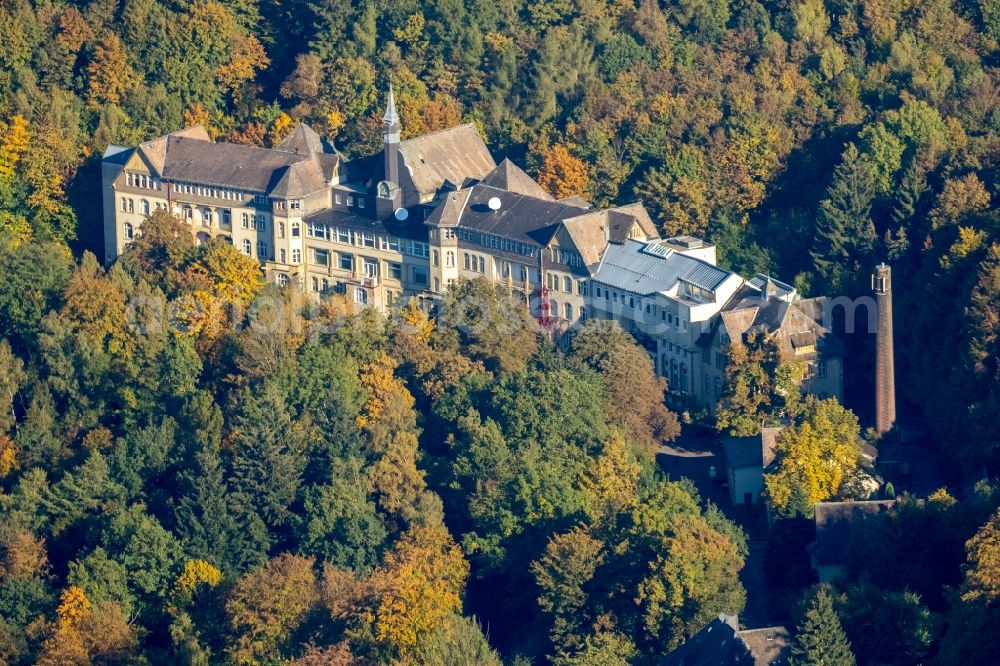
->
592, 285, 688, 330
172, 181, 266, 204
545, 273, 587, 295
333, 193, 365, 209
241, 212, 267, 231
241, 239, 270, 259
124, 172, 158, 190
544, 300, 584, 321
454, 228, 538, 257
304, 223, 429, 258
120, 197, 165, 215
310, 247, 405, 281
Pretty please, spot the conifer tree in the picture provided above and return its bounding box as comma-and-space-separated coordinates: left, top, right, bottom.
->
791, 587, 856, 666
811, 144, 877, 291
890, 159, 928, 228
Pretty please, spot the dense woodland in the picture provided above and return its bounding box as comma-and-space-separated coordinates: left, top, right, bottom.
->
0, 0, 999, 663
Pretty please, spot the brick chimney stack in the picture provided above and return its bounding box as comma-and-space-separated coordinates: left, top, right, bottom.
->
873, 263, 896, 434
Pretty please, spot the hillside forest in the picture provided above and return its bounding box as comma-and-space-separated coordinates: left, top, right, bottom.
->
0, 0, 998, 663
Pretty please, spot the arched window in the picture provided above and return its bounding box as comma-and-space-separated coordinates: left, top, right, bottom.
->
276, 273, 289, 286
564, 302, 573, 319
123, 222, 133, 240
563, 276, 572, 292
446, 251, 454, 267
550, 299, 559, 318
242, 239, 252, 254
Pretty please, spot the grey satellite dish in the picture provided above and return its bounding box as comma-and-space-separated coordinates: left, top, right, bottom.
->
488, 197, 502, 211
394, 207, 409, 221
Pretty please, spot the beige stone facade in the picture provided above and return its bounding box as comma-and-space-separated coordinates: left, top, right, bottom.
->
103, 89, 843, 411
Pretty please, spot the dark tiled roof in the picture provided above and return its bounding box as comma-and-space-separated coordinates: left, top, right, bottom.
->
161, 135, 310, 192
558, 194, 592, 208
398, 124, 496, 196
738, 627, 792, 666
814, 500, 896, 567
762, 427, 781, 467
426, 184, 589, 245
723, 436, 763, 469
277, 123, 337, 155
479, 158, 554, 200
302, 207, 428, 241
660, 615, 754, 666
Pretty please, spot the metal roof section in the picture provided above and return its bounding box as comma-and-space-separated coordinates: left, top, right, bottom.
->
594, 239, 733, 296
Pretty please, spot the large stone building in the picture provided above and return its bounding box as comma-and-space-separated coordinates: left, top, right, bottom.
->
103, 88, 843, 411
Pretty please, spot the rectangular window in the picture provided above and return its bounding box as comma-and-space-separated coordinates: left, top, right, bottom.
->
313, 248, 330, 266
257, 241, 267, 258
339, 253, 353, 271
464, 253, 470, 270
335, 194, 342, 204
280, 249, 286, 263
290, 200, 301, 210
361, 233, 376, 248
386, 237, 398, 252
279, 222, 286, 238
347, 196, 354, 206
363, 258, 378, 278
337, 228, 350, 244
358, 198, 365, 209
242, 213, 250, 228
291, 249, 301, 263
389, 263, 402, 280
127, 199, 134, 213
120, 197, 127, 211
818, 361, 828, 378
563, 276, 572, 292
412, 266, 428, 285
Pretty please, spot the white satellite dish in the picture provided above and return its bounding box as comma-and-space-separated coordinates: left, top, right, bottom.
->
488, 197, 502, 211
394, 207, 409, 221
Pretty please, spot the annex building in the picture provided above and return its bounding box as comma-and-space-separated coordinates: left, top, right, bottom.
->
102, 88, 843, 412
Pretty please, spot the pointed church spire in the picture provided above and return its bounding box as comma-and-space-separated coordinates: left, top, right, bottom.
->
383, 83, 400, 128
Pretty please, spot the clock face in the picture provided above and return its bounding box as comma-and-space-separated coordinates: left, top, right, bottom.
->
394, 207, 409, 221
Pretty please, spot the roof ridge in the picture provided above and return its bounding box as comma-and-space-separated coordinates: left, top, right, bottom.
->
400, 122, 480, 144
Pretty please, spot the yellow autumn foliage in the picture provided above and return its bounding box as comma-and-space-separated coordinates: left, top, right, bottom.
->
175, 559, 223, 602
372, 523, 468, 652
0, 115, 29, 181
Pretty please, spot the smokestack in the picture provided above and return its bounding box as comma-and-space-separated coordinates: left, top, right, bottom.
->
873, 263, 896, 434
